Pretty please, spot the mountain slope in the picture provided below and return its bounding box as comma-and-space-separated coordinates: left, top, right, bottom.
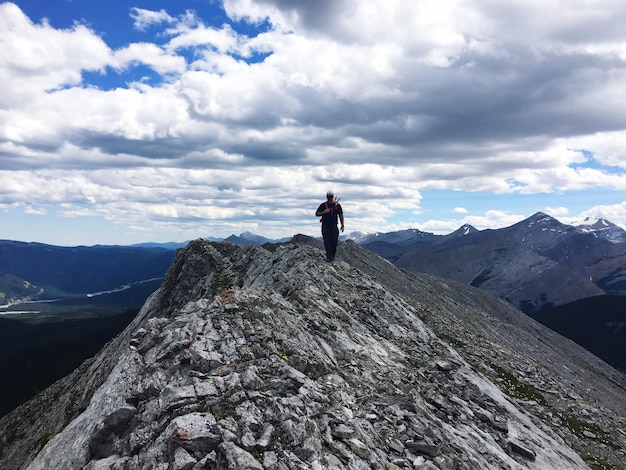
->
0, 238, 624, 469
358, 229, 440, 262
574, 217, 626, 244
389, 213, 626, 312
0, 240, 176, 304
0, 312, 137, 418
529, 295, 626, 372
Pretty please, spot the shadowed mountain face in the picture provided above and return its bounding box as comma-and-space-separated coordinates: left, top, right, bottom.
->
363, 213, 626, 313
0, 238, 624, 469
529, 295, 626, 373
0, 240, 175, 304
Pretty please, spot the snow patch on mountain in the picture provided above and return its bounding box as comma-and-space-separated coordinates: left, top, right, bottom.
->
574, 217, 626, 244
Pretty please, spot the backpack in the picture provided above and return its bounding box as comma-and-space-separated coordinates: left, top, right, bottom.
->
320, 201, 338, 223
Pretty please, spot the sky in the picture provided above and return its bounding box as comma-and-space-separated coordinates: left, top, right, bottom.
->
2, 0, 626, 246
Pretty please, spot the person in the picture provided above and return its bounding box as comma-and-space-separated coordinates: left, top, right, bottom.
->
315, 190, 344, 262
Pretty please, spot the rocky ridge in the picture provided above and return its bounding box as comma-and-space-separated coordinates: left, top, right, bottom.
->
0, 237, 624, 469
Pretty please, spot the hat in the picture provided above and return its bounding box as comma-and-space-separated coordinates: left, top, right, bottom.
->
326, 190, 334, 197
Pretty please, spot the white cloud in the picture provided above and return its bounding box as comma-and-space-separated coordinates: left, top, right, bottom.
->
3, 0, 626, 243
571, 132, 626, 169
130, 8, 174, 31
112, 43, 186, 75
545, 206, 569, 217
0, 3, 109, 103
23, 205, 46, 215
419, 210, 526, 234
571, 202, 626, 228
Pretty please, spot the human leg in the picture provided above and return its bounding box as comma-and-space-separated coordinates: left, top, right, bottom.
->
328, 226, 339, 260
322, 226, 333, 260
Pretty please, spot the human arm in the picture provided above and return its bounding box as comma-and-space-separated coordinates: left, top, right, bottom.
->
339, 213, 344, 232
315, 203, 331, 217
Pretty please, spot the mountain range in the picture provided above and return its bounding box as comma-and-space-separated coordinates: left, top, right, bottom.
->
122, 213, 626, 319
356, 213, 626, 372
0, 237, 624, 469
573, 216, 626, 244
359, 212, 626, 313
3, 212, 626, 377
0, 240, 179, 419
0, 240, 176, 306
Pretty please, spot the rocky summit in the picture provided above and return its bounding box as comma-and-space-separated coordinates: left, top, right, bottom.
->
1, 237, 625, 470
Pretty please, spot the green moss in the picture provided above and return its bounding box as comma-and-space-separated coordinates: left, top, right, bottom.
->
556, 412, 618, 449
210, 401, 236, 420
210, 272, 234, 293
241, 308, 265, 320
490, 364, 548, 406
585, 454, 619, 470
187, 239, 209, 253
38, 429, 53, 450
489, 365, 621, 468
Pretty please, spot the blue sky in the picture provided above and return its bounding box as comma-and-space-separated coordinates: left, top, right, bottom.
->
2, 0, 626, 246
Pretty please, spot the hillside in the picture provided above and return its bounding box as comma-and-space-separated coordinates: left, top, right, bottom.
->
574, 217, 626, 244
364, 213, 626, 313
0, 240, 176, 304
529, 295, 626, 372
357, 214, 626, 376
0, 276, 161, 419
0, 237, 624, 469
0, 312, 136, 418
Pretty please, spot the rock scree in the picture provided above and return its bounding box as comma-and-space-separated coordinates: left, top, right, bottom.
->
0, 237, 624, 469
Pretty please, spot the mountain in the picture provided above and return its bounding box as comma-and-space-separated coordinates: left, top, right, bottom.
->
574, 217, 626, 244
0, 240, 176, 304
445, 223, 480, 239
357, 229, 440, 262
0, 311, 137, 418
1, 237, 624, 469
364, 212, 626, 313
130, 241, 190, 249
224, 231, 274, 246
357, 228, 438, 246
528, 295, 626, 372
357, 213, 626, 375
222, 232, 294, 246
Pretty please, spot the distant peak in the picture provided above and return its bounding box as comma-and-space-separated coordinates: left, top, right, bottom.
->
574, 217, 614, 228
240, 231, 258, 238
449, 224, 478, 237
526, 212, 562, 226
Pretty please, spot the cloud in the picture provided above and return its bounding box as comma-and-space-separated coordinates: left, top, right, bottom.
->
130, 8, 174, 31
571, 202, 626, 228
23, 205, 46, 215
0, 3, 110, 103
111, 43, 186, 75
545, 206, 569, 217
419, 210, 526, 234
2, 0, 626, 241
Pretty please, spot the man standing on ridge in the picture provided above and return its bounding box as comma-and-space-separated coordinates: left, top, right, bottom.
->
316, 190, 344, 262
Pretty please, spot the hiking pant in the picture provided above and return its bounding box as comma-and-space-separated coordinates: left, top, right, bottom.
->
322, 225, 339, 260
